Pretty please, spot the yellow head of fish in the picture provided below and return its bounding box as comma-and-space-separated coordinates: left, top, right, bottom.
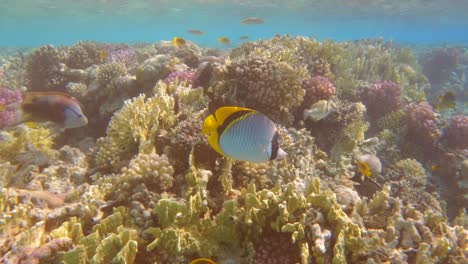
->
217, 37, 230, 45
172, 36, 186, 47
202, 106, 286, 163
357, 160, 371, 177
355, 154, 382, 179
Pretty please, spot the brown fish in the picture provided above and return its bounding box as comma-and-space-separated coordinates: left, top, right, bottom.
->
1, 91, 88, 129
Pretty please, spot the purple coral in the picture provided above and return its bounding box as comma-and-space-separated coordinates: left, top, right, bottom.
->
301, 76, 336, 106
0, 88, 23, 128
163, 69, 196, 85
104, 45, 137, 65
442, 114, 468, 149
404, 102, 441, 146
362, 80, 402, 120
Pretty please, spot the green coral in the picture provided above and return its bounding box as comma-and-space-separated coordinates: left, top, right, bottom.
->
51, 207, 138, 264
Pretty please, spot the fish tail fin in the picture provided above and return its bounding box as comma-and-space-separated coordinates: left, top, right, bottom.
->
275, 148, 287, 160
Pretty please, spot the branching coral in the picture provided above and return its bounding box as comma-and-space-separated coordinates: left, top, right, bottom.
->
95, 91, 175, 171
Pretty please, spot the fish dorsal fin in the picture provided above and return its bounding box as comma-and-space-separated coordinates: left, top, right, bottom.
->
214, 106, 253, 126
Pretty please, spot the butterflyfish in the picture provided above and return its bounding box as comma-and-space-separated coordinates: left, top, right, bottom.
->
217, 36, 230, 45
303, 100, 335, 121
202, 106, 287, 163
355, 154, 382, 180
189, 258, 216, 264
240, 17, 264, 25
0, 91, 88, 130
172, 37, 186, 47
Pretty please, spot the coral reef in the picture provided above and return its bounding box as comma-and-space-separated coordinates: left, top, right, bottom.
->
0, 37, 466, 264
442, 114, 468, 149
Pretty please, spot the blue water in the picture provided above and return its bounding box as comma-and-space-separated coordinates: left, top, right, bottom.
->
0, 0, 468, 47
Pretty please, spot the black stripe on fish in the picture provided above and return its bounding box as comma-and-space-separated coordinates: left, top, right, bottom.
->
217, 110, 253, 137
270, 130, 279, 160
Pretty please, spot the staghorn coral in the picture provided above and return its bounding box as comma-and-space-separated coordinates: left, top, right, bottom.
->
25, 45, 68, 91
104, 45, 137, 66
442, 114, 468, 149
212, 56, 306, 124
362, 80, 402, 121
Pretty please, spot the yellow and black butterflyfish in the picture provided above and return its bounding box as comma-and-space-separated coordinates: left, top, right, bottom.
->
202, 106, 287, 163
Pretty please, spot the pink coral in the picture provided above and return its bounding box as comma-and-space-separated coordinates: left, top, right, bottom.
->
105, 46, 137, 65
0, 88, 23, 128
301, 76, 336, 106
163, 69, 196, 85
404, 102, 441, 146
362, 80, 402, 120
442, 114, 468, 149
